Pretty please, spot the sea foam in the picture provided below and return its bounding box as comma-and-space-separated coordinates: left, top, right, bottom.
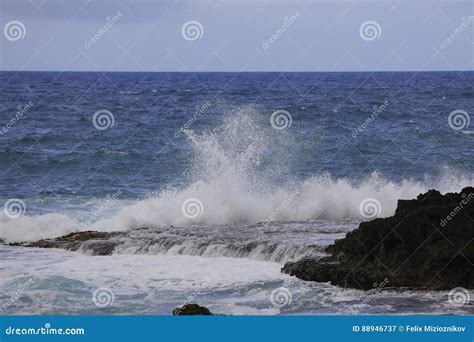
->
1, 108, 472, 243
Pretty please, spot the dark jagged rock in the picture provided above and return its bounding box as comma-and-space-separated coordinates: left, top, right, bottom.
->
172, 304, 213, 316
11, 231, 125, 255
282, 187, 474, 290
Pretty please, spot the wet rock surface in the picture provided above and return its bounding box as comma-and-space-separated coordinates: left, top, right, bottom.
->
11, 231, 125, 255
172, 304, 213, 315
282, 187, 474, 290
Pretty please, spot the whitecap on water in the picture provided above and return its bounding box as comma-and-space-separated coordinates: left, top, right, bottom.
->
1, 108, 473, 243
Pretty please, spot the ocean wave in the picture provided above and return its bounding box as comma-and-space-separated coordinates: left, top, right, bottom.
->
1, 172, 472, 245
1, 108, 472, 243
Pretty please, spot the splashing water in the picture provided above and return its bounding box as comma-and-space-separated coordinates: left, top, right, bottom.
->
0, 108, 473, 243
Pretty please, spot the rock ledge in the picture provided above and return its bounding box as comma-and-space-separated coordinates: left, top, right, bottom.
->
282, 187, 474, 290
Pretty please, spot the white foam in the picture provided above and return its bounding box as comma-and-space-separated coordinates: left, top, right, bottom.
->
2, 245, 469, 315
0, 213, 79, 243
0, 245, 285, 293
1, 108, 472, 243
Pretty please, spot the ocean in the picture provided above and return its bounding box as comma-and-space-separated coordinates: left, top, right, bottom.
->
0, 71, 473, 315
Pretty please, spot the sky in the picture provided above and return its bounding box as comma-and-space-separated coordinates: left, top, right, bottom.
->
0, 0, 472, 72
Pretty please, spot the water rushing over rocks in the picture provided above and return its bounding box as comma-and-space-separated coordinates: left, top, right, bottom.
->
11, 222, 350, 264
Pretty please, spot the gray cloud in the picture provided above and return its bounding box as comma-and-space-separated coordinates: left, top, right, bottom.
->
1, 0, 472, 71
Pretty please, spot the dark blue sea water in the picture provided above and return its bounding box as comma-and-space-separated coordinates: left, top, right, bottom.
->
0, 71, 473, 315
1, 71, 473, 201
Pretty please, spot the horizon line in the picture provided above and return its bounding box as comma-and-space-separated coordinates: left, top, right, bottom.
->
0, 70, 472, 73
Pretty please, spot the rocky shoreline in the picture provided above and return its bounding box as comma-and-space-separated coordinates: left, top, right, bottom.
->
282, 187, 474, 290
9, 188, 474, 291
10, 230, 125, 255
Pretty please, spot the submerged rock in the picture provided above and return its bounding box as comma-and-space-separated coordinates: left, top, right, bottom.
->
11, 231, 125, 255
282, 187, 474, 290
172, 304, 213, 315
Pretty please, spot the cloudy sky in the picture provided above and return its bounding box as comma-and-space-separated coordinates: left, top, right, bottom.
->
0, 0, 472, 72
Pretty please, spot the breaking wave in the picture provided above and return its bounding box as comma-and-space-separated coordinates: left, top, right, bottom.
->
1, 108, 472, 243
